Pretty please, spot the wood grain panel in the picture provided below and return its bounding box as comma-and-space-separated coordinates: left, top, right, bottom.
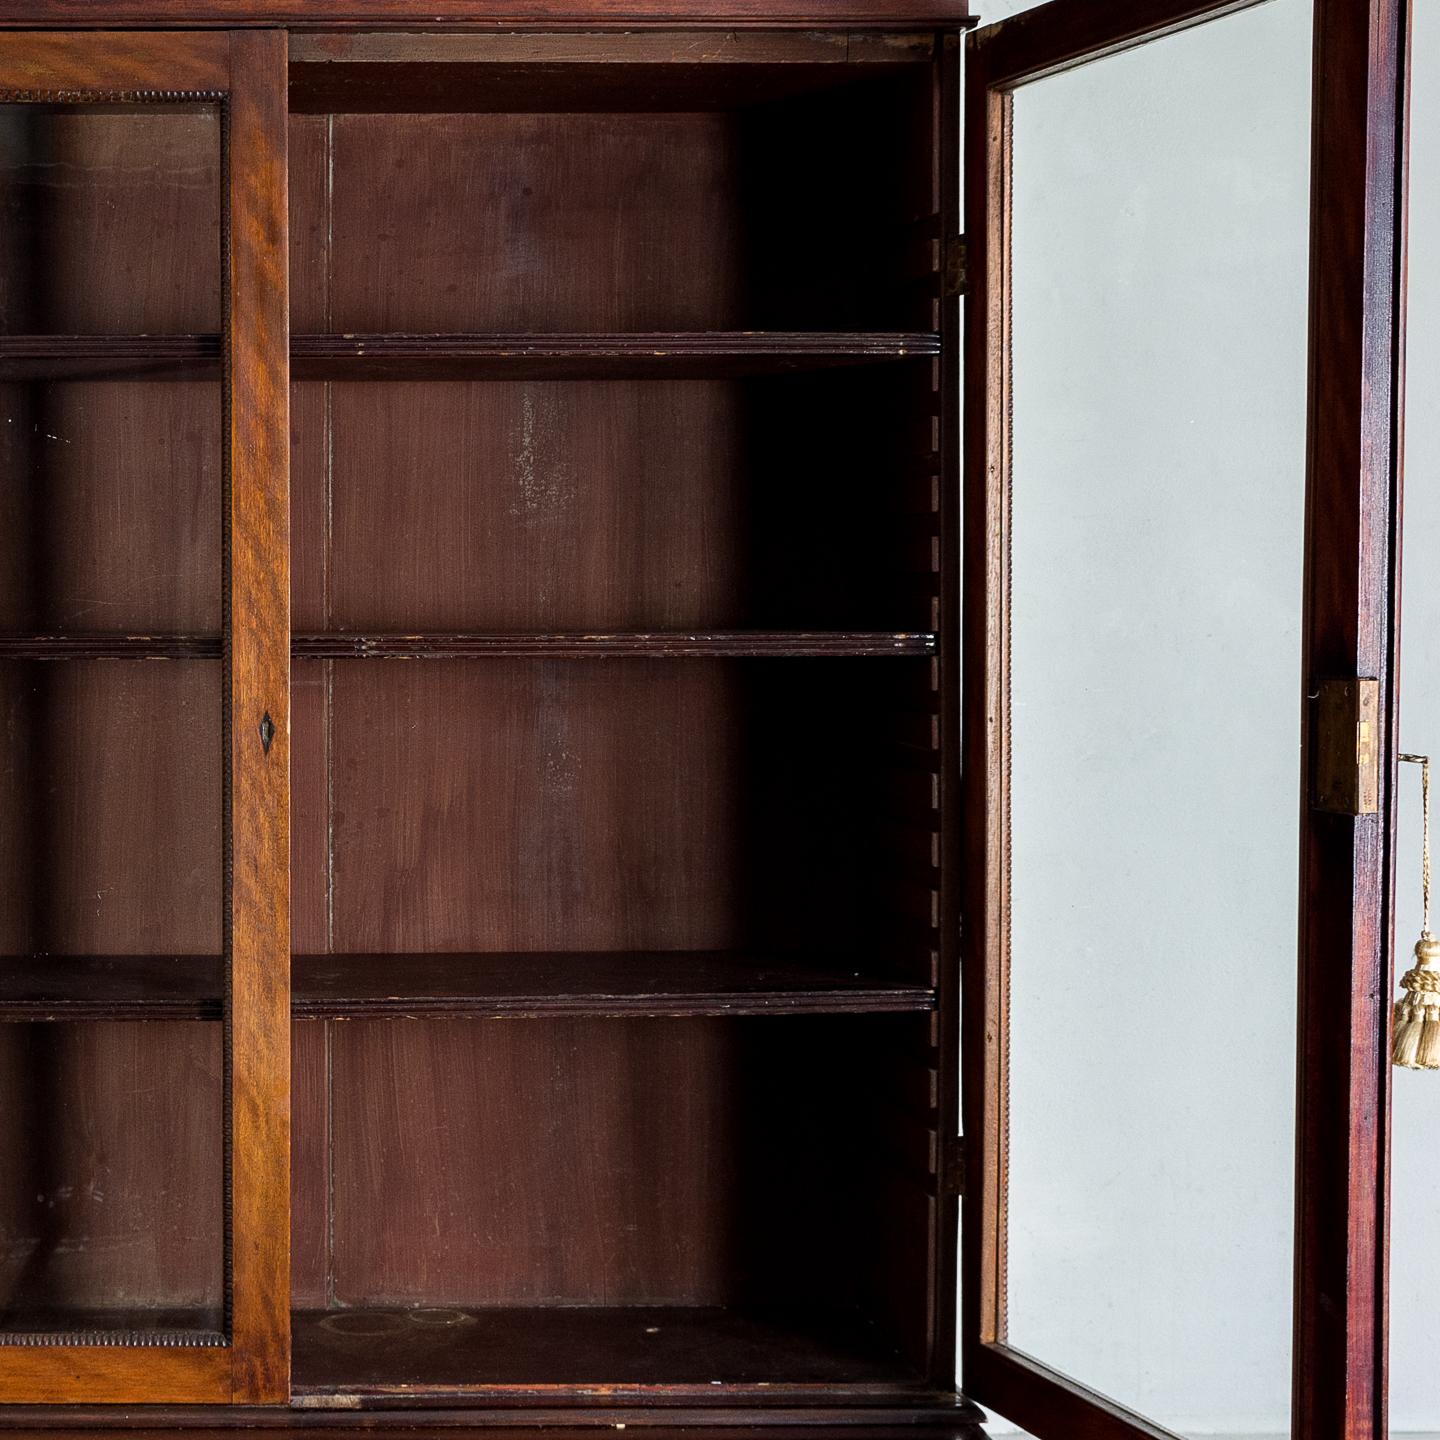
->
0, 1021, 224, 1328
286, 116, 328, 339
320, 374, 932, 634
326, 113, 741, 333
328, 661, 743, 954
330, 1018, 740, 1306
289, 663, 327, 958
290, 1021, 329, 1311
322, 659, 934, 962
0, 105, 220, 335
328, 381, 742, 632
322, 1014, 935, 1362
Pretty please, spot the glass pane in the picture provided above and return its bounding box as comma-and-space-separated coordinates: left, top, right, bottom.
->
0, 101, 225, 1344
0, 103, 221, 335
0, 660, 224, 1340
0, 1022, 224, 1341
1001, 2, 1313, 1434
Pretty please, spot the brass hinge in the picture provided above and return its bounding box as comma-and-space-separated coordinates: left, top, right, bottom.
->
943, 236, 968, 298
1313, 677, 1381, 816
940, 1134, 967, 1196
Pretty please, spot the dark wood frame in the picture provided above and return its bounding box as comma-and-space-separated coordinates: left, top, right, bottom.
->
0, 29, 291, 1406
959, 2, 1411, 1439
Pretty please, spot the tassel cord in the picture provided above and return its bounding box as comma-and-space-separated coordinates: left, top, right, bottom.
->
1394, 753, 1440, 1068
1401, 751, 1432, 937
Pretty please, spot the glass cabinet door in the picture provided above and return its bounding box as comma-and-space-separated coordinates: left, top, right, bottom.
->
0, 32, 289, 1404
959, 2, 1407, 1439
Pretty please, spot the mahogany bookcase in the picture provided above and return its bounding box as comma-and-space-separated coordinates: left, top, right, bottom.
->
0, 2, 1410, 1440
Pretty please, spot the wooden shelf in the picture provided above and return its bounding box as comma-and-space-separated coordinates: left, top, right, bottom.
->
0, 332, 940, 381
291, 631, 937, 659
0, 634, 222, 660
291, 332, 941, 380
0, 633, 935, 660
290, 1304, 924, 1395
294, 952, 935, 1019
0, 334, 218, 381
0, 953, 933, 1022
0, 956, 223, 1021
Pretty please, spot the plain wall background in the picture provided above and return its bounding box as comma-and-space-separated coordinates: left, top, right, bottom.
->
964, 0, 1440, 1433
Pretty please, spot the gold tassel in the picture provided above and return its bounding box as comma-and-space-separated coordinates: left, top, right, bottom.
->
1394, 753, 1440, 1069
1393, 934, 1440, 1069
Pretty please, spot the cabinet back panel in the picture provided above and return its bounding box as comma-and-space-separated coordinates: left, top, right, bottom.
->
288, 75, 934, 333
324, 113, 743, 333
0, 1020, 224, 1329
328, 1017, 738, 1306
291, 1020, 330, 1310
328, 380, 745, 633
308, 1014, 933, 1331
327, 660, 744, 953
290, 658, 331, 958
289, 659, 931, 960
0, 106, 221, 337
288, 374, 934, 635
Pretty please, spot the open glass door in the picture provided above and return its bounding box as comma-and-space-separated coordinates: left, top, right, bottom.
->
959, 2, 1408, 1438
0, 32, 289, 1403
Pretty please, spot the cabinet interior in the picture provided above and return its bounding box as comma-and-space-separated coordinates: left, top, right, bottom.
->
0, 38, 950, 1400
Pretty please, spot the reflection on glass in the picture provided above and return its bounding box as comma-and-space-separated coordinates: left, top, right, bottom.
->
1004, 2, 1313, 1433
0, 102, 226, 1343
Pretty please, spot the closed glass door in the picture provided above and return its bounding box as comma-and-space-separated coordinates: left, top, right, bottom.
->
0, 31, 289, 1405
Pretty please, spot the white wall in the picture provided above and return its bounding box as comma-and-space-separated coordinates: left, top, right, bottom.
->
964, 0, 1440, 1434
